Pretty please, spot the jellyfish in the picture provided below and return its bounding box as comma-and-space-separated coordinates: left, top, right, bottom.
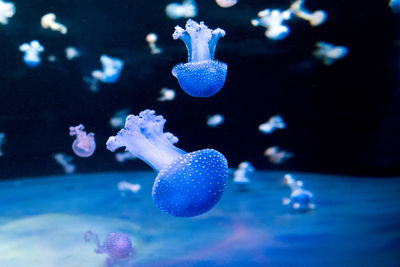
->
0, 0, 15, 25
47, 55, 57, 62
166, 0, 197, 20
65, 46, 80, 60
259, 115, 286, 134
157, 87, 176, 102
117, 181, 141, 197
251, 8, 292, 40
207, 114, 224, 127
216, 0, 237, 8
69, 124, 96, 158
92, 55, 124, 84
0, 132, 5, 156
172, 19, 227, 97
289, 0, 326, 27
145, 33, 162, 55
41, 13, 68, 34
233, 161, 255, 190
19, 40, 44, 68
115, 151, 137, 163
264, 146, 293, 164
53, 153, 76, 174
313, 41, 348, 65
282, 174, 315, 211
106, 109, 228, 217
110, 109, 130, 129
390, 0, 400, 13
84, 230, 134, 267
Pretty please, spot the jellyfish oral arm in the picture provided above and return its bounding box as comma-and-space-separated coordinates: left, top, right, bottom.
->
84, 231, 104, 254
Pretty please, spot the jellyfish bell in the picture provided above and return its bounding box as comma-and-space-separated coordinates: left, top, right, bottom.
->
216, 0, 237, 8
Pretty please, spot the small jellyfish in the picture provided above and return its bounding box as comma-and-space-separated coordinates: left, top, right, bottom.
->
207, 114, 224, 127
0, 132, 5, 156
19, 40, 44, 68
92, 55, 124, 84
145, 33, 162, 55
65, 46, 80, 60
53, 153, 76, 174
106, 109, 228, 217
83, 76, 100, 92
69, 124, 96, 158
47, 54, 57, 62
233, 161, 255, 190
157, 87, 176, 102
390, 0, 400, 13
216, 0, 237, 8
0, 0, 15, 25
251, 8, 292, 40
117, 180, 141, 196
259, 115, 286, 134
289, 0, 327, 27
264, 146, 293, 164
84, 230, 134, 267
41, 13, 68, 34
172, 19, 227, 97
110, 109, 130, 129
313, 41, 348, 65
282, 174, 315, 211
166, 0, 197, 20
115, 151, 137, 163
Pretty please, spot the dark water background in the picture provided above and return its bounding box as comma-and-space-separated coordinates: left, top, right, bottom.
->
0, 0, 397, 179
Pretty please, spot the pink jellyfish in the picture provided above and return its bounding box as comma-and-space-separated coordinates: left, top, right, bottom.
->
69, 124, 96, 157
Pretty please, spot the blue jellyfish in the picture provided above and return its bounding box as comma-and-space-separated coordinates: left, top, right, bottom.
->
18, 40, 44, 68
106, 109, 228, 217
282, 174, 315, 211
92, 55, 124, 84
172, 19, 227, 97
69, 124, 96, 157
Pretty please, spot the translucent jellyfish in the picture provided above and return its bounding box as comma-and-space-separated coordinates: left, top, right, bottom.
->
264, 146, 293, 164
233, 161, 255, 190
19, 40, 44, 68
65, 46, 80, 60
53, 153, 76, 174
92, 55, 124, 84
145, 33, 162, 55
47, 55, 57, 62
216, 0, 237, 8
106, 109, 228, 217
282, 174, 315, 211
157, 87, 176, 102
207, 114, 224, 127
69, 124, 96, 158
166, 0, 197, 20
313, 41, 348, 65
41, 13, 67, 34
172, 19, 227, 97
0, 0, 15, 25
390, 0, 400, 13
110, 109, 130, 129
251, 9, 292, 40
84, 230, 134, 267
289, 0, 327, 27
0, 132, 5, 156
117, 180, 141, 196
259, 115, 286, 134
115, 151, 137, 163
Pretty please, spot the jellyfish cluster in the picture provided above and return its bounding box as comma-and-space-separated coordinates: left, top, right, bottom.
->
166, 0, 197, 20
207, 114, 224, 127
41, 13, 67, 34
0, 0, 15, 25
69, 124, 96, 158
19, 40, 44, 68
259, 115, 286, 134
233, 161, 255, 190
92, 55, 124, 84
53, 153, 76, 174
313, 41, 349, 65
282, 174, 315, 211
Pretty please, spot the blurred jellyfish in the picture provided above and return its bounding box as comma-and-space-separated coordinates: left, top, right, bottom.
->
106, 109, 228, 217
145, 33, 162, 55
47, 55, 57, 62
207, 114, 224, 127
65, 46, 80, 60
264, 146, 293, 164
83, 76, 100, 92
282, 174, 315, 211
0, 132, 5, 156
259, 115, 286, 134
69, 124, 96, 158
216, 0, 237, 8
289, 0, 326, 27
19, 40, 44, 68
0, 0, 15, 25
84, 230, 134, 267
166, 0, 197, 20
92, 55, 124, 84
117, 180, 141, 197
53, 153, 76, 174
157, 87, 176, 102
233, 161, 255, 190
110, 109, 130, 129
115, 151, 137, 163
390, 0, 400, 13
251, 8, 292, 40
172, 20, 227, 97
313, 41, 348, 65
41, 13, 68, 34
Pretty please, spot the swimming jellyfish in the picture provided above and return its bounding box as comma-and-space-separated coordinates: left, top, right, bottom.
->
92, 55, 124, 84
157, 87, 176, 102
84, 230, 134, 267
106, 109, 228, 217
69, 124, 96, 157
216, 0, 237, 8
259, 115, 286, 134
19, 40, 44, 68
233, 161, 255, 190
289, 0, 327, 27
264, 146, 293, 164
313, 41, 348, 65
166, 0, 197, 20
0, 0, 15, 25
41, 13, 67, 34
172, 19, 227, 97
282, 174, 315, 211
0, 132, 5, 156
207, 114, 224, 127
251, 8, 292, 40
65, 46, 80, 60
53, 153, 76, 174
115, 151, 137, 163
117, 180, 141, 197
145, 33, 162, 55
110, 109, 130, 129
